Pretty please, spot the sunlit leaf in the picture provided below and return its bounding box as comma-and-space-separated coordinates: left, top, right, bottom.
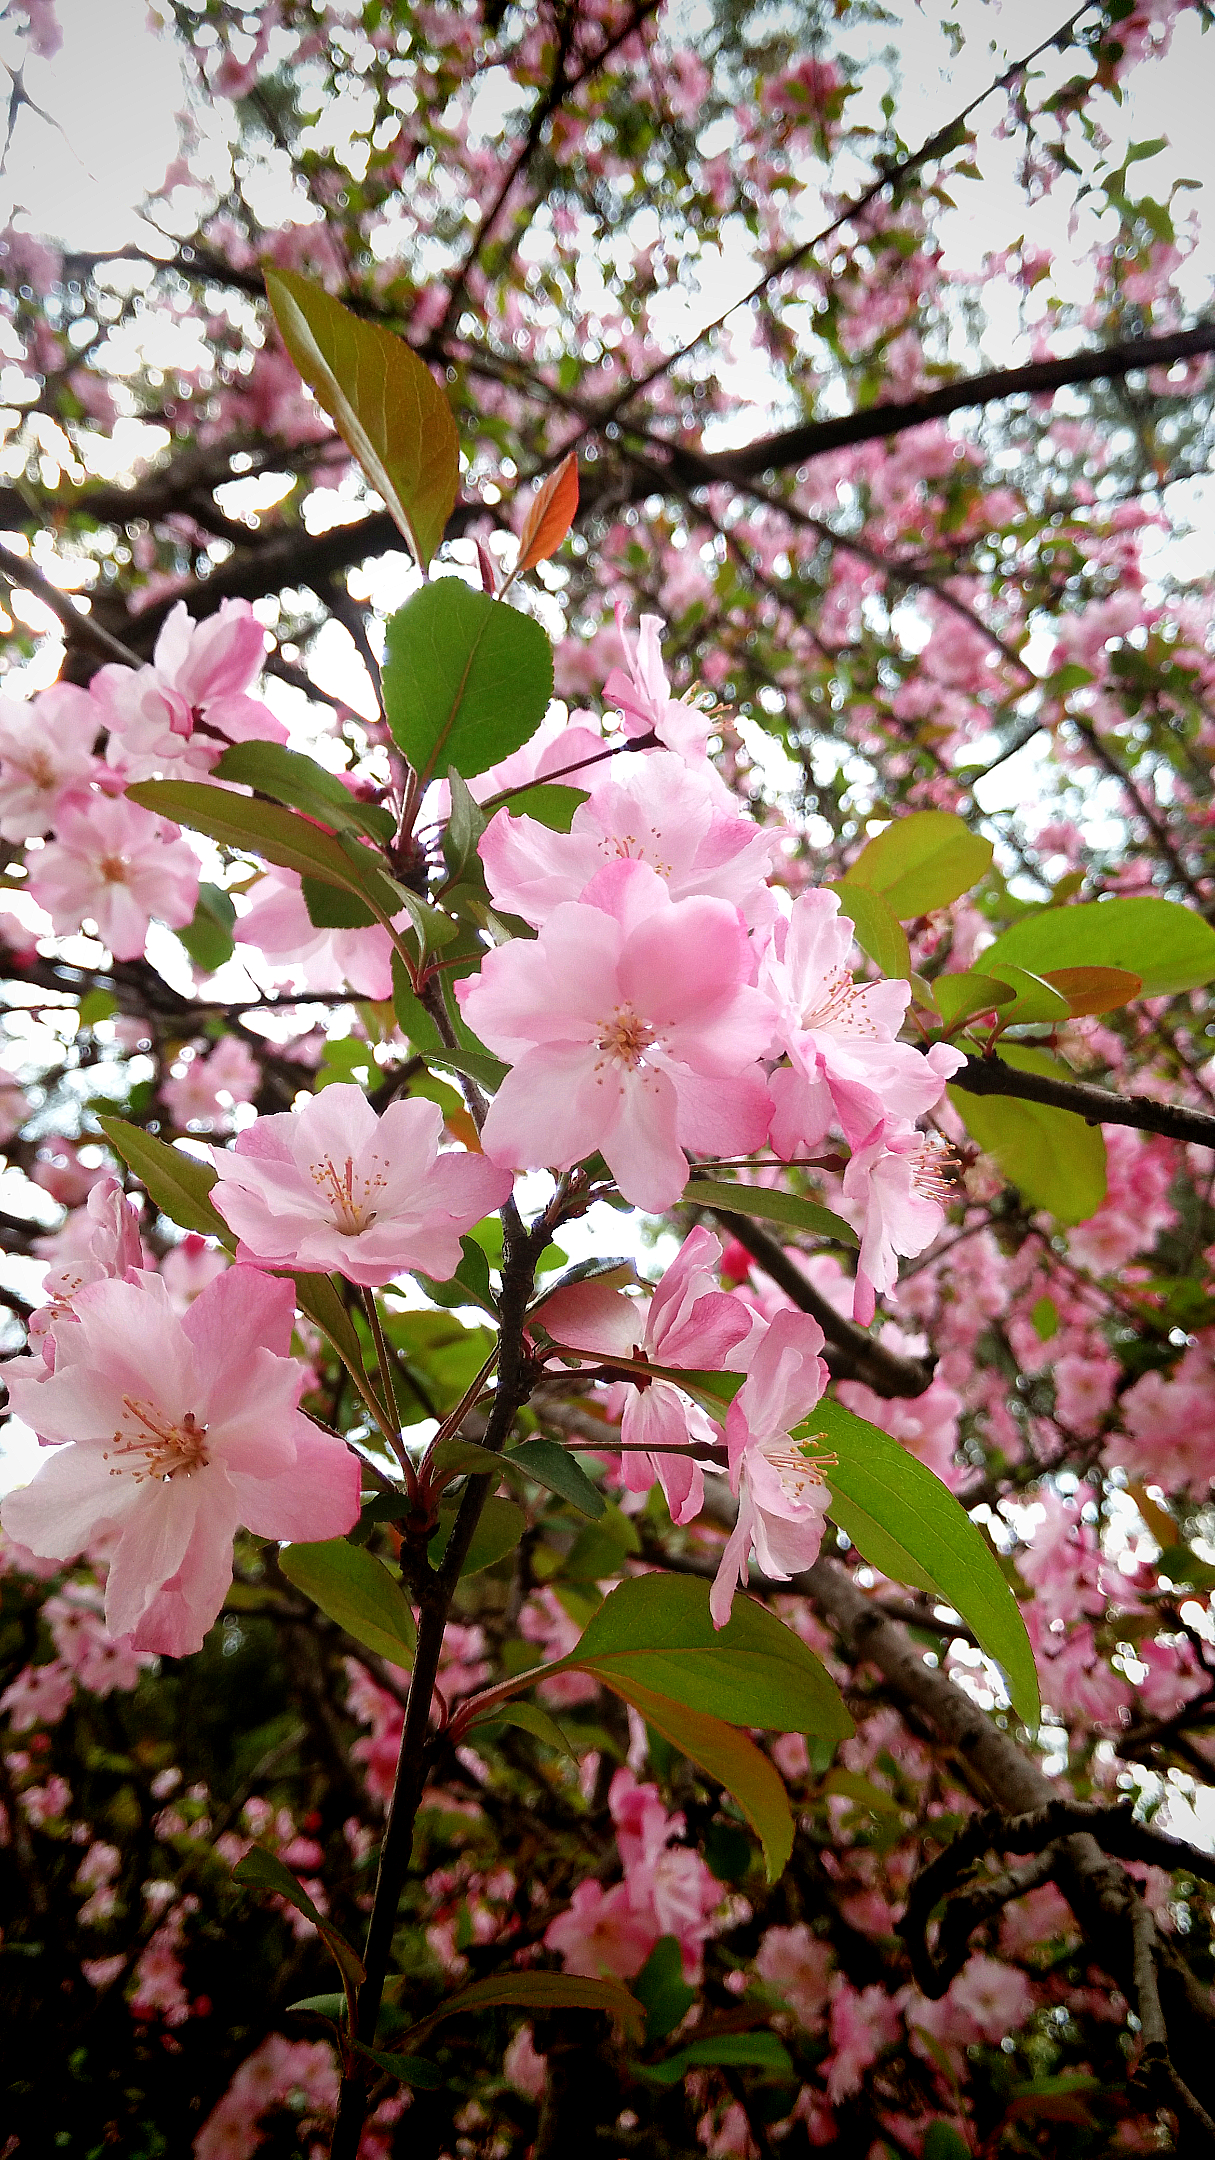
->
846, 810, 993, 918
949, 1044, 1107, 1223
980, 895, 1215, 999
382, 580, 554, 786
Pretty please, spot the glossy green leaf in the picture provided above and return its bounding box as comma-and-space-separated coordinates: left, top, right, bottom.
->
506, 1436, 605, 1519
846, 811, 994, 918
96, 1116, 232, 1242
213, 741, 394, 842
632, 1936, 697, 2043
429, 1494, 525, 1576
279, 1538, 416, 1668
266, 268, 459, 569
291, 1271, 372, 1384
382, 580, 554, 786
551, 1573, 852, 1739
685, 1176, 858, 1249
809, 1398, 1040, 1724
486, 781, 589, 830
980, 895, 1215, 999
301, 876, 378, 931
595, 1672, 793, 1880
177, 881, 236, 974
233, 1848, 365, 1989
403, 1970, 645, 2048
949, 1044, 1107, 1223
467, 1699, 576, 1759
126, 780, 400, 921
633, 2030, 794, 2085
983, 962, 1071, 1028
931, 971, 1015, 1030
352, 2045, 445, 2089
827, 879, 912, 979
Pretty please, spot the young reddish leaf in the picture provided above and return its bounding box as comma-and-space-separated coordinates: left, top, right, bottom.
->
514, 452, 579, 577
1040, 965, 1142, 1015
402, 1970, 645, 2047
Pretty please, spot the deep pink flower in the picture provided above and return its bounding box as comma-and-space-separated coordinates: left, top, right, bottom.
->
1, 1268, 360, 1655
479, 750, 777, 929
95, 598, 286, 783
711, 1310, 831, 1625
209, 1082, 511, 1286
458, 858, 774, 1212
538, 1226, 751, 1522
0, 683, 99, 840
27, 792, 199, 960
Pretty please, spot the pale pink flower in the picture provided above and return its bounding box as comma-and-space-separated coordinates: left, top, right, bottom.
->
844, 1123, 956, 1325
947, 1951, 1035, 2044
0, 1658, 74, 1730
479, 750, 778, 929
538, 1227, 750, 1522
209, 1083, 511, 1287
162, 1035, 261, 1128
711, 1311, 831, 1626
0, 683, 99, 840
543, 1877, 656, 1979
236, 866, 397, 1000
159, 1236, 230, 1311
1, 1267, 361, 1656
27, 792, 200, 961
95, 598, 285, 783
459, 858, 774, 1213
27, 1174, 146, 1362
0, 1066, 31, 1144
763, 890, 963, 1153
603, 605, 715, 763
754, 1922, 833, 2028
503, 2025, 547, 2102
823, 1980, 901, 2103
30, 1137, 109, 1208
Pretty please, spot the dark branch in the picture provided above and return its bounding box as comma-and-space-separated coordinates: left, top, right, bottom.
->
948, 1051, 1215, 1150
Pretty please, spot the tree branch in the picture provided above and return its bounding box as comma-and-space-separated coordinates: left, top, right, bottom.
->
948, 1052, 1215, 1149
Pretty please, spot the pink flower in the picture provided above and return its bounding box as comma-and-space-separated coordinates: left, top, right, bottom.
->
763, 891, 962, 1153
27, 1174, 146, 1361
161, 1035, 261, 1129
538, 1227, 751, 1522
711, 1311, 831, 1625
236, 867, 397, 999
0, 683, 98, 840
209, 1083, 511, 1286
754, 1922, 833, 2028
0, 1658, 74, 1730
1, 1267, 360, 1655
543, 1877, 656, 1979
27, 792, 200, 961
459, 858, 774, 1213
479, 750, 777, 930
844, 1123, 955, 1324
603, 605, 715, 763
823, 1981, 901, 2102
95, 598, 285, 783
159, 1236, 229, 1311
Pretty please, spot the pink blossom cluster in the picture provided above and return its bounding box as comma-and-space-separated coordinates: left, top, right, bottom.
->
544, 1767, 723, 1981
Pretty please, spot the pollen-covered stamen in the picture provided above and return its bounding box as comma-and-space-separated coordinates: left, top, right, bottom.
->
760, 1438, 836, 1504
802, 965, 882, 1036
596, 1004, 656, 1070
603, 827, 672, 878
909, 1136, 956, 1203
310, 1150, 388, 1235
104, 1398, 210, 1481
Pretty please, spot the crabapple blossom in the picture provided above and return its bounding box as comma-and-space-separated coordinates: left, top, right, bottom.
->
27, 1174, 146, 1361
1, 1267, 360, 1655
603, 604, 717, 765
763, 890, 963, 1154
161, 1034, 261, 1128
27, 792, 200, 961
844, 1122, 958, 1325
479, 749, 778, 929
545, 1769, 721, 1981
458, 857, 774, 1212
208, 1083, 511, 1286
95, 599, 286, 784
0, 683, 98, 840
711, 1310, 832, 1625
235, 866, 397, 999
537, 1226, 751, 1522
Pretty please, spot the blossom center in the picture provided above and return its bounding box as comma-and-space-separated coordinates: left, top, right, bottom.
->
106, 1398, 210, 1481
597, 1004, 656, 1070
98, 853, 130, 886
909, 1136, 955, 1203
761, 1437, 833, 1505
802, 964, 879, 1036
311, 1150, 386, 1235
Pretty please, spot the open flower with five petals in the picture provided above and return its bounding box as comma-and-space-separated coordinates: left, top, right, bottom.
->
711, 1310, 832, 1626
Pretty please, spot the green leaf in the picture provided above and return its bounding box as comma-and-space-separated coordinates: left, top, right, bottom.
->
287, 1993, 346, 2020
301, 876, 378, 931
486, 781, 589, 830
126, 780, 400, 921
278, 1538, 417, 1668
382, 580, 554, 786
827, 880, 911, 979
948, 1044, 1107, 1223
931, 972, 1016, 1030
78, 987, 119, 1027
232, 1848, 366, 1989
352, 2044, 445, 2089
213, 741, 394, 842
429, 1494, 525, 1576
982, 963, 1071, 1029
552, 1573, 852, 1739
846, 810, 994, 918
633, 2031, 794, 2085
979, 895, 1215, 999
291, 1272, 368, 1380
468, 1700, 576, 1760
594, 1673, 794, 1880
685, 1176, 858, 1250
1040, 965, 1142, 1016
505, 1437, 605, 1519
632, 1936, 697, 2043
403, 1971, 645, 2048
266, 268, 459, 570
809, 1398, 1040, 1725
95, 1117, 232, 1242
443, 768, 488, 880
177, 882, 236, 973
